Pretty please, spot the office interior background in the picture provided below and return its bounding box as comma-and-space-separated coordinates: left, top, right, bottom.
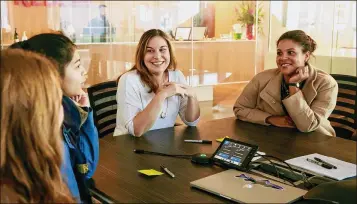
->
1, 0, 356, 121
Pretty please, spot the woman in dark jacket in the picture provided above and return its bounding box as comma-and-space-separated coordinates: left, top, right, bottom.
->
10, 33, 99, 203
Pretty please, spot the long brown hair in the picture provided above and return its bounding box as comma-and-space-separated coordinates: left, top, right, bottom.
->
0, 49, 74, 203
117, 29, 178, 93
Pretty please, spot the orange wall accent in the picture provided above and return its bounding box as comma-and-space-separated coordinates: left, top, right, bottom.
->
200, 2, 215, 38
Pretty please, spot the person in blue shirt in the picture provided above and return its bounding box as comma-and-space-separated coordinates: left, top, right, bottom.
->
84, 4, 116, 42
9, 33, 99, 203
1, 49, 75, 203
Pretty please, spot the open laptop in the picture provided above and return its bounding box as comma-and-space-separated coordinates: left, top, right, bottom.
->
174, 27, 191, 41
191, 169, 307, 203
189, 27, 207, 41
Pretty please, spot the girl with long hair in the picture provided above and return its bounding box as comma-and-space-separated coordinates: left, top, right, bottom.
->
9, 33, 99, 203
115, 29, 200, 136
0, 49, 74, 203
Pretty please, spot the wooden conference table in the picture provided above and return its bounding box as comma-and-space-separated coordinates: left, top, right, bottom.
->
92, 117, 356, 203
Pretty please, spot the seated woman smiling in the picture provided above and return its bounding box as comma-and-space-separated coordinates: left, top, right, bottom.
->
115, 29, 200, 136
234, 30, 338, 136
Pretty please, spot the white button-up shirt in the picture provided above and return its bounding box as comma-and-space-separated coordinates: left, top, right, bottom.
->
114, 70, 199, 136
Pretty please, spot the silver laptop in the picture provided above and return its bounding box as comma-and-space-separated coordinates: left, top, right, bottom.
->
190, 169, 307, 203
189, 27, 206, 41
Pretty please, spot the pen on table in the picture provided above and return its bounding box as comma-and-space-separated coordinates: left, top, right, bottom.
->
306, 158, 332, 169
160, 165, 175, 178
314, 157, 337, 169
184, 139, 212, 144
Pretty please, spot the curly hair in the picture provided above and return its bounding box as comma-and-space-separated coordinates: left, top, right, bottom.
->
277, 30, 317, 62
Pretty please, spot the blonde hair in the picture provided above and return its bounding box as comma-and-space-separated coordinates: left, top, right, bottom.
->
0, 49, 74, 202
117, 29, 178, 93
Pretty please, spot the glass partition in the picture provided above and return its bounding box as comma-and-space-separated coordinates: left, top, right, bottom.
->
331, 1, 356, 76
1, 0, 263, 112
266, 1, 356, 76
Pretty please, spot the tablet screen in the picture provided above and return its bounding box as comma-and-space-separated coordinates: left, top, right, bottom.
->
212, 138, 258, 171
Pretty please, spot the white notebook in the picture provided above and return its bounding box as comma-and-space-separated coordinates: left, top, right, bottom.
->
286, 153, 356, 180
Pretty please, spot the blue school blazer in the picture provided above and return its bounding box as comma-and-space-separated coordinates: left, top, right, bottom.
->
60, 96, 99, 201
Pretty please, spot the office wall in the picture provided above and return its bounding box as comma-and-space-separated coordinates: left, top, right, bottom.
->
5, 1, 52, 41
214, 1, 237, 38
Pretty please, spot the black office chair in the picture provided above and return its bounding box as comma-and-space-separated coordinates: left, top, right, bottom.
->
87, 178, 118, 203
90, 188, 117, 204
87, 81, 117, 138
328, 74, 357, 140
298, 178, 357, 204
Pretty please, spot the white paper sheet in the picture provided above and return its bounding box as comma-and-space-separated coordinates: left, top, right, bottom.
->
285, 153, 356, 180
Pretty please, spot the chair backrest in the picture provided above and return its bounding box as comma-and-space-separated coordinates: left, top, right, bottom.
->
87, 80, 117, 138
328, 74, 357, 140
302, 178, 357, 204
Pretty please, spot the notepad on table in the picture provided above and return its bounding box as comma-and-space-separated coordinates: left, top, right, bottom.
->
285, 153, 356, 180
138, 169, 163, 176
216, 136, 230, 142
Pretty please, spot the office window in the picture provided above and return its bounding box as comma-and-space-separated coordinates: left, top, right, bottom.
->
336, 1, 348, 24
177, 1, 199, 24
352, 31, 357, 49
270, 1, 356, 54
270, 1, 283, 23
1, 1, 10, 30
286, 2, 301, 30
269, 0, 356, 76
352, 2, 356, 30
351, 2, 356, 48
139, 5, 152, 22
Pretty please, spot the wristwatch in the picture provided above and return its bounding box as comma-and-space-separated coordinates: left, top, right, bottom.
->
287, 82, 300, 88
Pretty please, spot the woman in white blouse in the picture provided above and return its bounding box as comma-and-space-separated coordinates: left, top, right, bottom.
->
114, 29, 200, 136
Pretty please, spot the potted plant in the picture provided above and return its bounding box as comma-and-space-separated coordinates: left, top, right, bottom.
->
234, 1, 264, 40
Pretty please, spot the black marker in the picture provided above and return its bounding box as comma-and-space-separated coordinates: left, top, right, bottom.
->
307, 158, 332, 169
184, 140, 212, 144
314, 157, 337, 169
